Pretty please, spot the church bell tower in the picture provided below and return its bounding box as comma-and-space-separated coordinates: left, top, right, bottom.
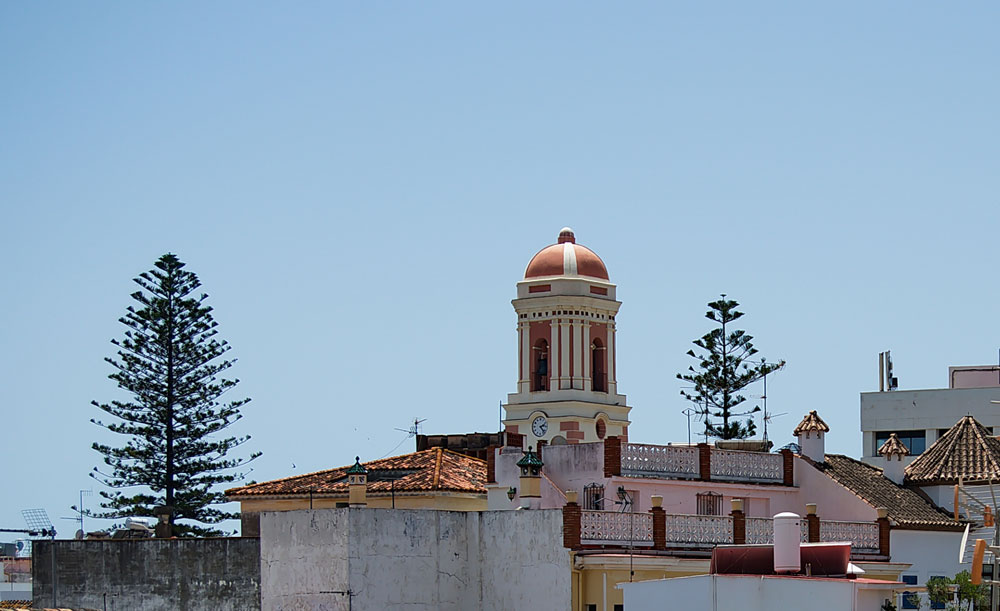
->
503, 228, 631, 447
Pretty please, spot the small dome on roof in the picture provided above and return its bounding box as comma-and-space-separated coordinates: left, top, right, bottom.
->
524, 228, 609, 280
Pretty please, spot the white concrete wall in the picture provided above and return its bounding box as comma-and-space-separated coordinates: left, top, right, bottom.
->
261, 508, 570, 611
891, 529, 965, 607
861, 388, 1000, 458
623, 574, 895, 611
261, 509, 350, 611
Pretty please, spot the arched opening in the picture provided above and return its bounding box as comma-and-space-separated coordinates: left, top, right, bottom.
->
549, 435, 568, 446
532, 339, 549, 391
591, 338, 607, 392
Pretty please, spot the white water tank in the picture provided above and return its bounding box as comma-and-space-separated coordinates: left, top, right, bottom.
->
773, 512, 801, 573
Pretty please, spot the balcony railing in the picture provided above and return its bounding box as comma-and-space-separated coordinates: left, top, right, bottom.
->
609, 438, 790, 485
662, 514, 733, 547
819, 521, 880, 553
622, 443, 699, 478
710, 449, 783, 483
580, 510, 654, 546
567, 505, 889, 559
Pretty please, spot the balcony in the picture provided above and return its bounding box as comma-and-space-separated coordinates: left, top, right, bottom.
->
566, 503, 888, 559
608, 438, 791, 485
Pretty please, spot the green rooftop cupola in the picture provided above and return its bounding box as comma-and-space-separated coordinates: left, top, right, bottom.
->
517, 448, 544, 472
517, 447, 543, 502
347, 456, 368, 507
346, 456, 368, 475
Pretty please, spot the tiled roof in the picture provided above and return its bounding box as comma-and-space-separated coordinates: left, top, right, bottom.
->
807, 454, 962, 530
793, 410, 829, 435
877, 433, 910, 458
226, 447, 486, 498
0, 603, 32, 610
906, 415, 1000, 485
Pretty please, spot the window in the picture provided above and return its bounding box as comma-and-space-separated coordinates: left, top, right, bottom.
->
532, 340, 549, 391
586, 605, 597, 611
584, 483, 604, 510
592, 339, 607, 392
875, 430, 926, 455
697, 491, 723, 516
614, 606, 624, 611
901, 575, 918, 609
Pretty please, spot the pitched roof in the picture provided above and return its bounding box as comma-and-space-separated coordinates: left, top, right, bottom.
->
793, 410, 830, 435
226, 447, 486, 498
877, 433, 910, 458
807, 454, 961, 530
906, 415, 1000, 485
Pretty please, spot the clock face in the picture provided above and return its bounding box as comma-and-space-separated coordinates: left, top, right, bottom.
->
532, 416, 548, 437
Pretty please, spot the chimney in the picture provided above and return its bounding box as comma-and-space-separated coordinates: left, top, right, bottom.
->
347, 456, 368, 507
793, 410, 830, 463
877, 433, 909, 485
516, 446, 544, 510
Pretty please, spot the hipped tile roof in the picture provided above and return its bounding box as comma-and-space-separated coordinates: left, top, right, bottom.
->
877, 433, 910, 458
905, 415, 1000, 485
808, 454, 961, 530
793, 410, 830, 435
226, 447, 486, 498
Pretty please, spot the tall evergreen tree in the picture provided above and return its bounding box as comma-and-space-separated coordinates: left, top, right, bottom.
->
677, 296, 785, 441
90, 254, 259, 537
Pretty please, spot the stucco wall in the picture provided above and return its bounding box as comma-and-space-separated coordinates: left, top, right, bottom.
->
623, 574, 895, 611
861, 388, 1000, 458
260, 508, 570, 611
891, 528, 965, 605
33, 538, 261, 611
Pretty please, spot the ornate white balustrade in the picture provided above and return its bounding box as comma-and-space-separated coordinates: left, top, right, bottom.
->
662, 514, 733, 547
580, 511, 654, 546
622, 443, 699, 478
709, 449, 783, 483
820, 521, 880, 553
744, 518, 809, 544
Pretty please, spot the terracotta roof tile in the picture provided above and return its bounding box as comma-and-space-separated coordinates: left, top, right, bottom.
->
793, 410, 830, 435
906, 415, 1000, 485
226, 447, 486, 498
808, 454, 961, 530
877, 433, 910, 458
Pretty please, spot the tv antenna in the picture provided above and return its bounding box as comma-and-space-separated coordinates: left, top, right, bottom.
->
63, 489, 93, 535
758, 357, 786, 443
394, 418, 427, 438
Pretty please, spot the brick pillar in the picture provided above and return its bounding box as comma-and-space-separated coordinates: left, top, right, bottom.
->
537, 439, 547, 462
486, 445, 496, 484
650, 495, 666, 550
731, 499, 746, 545
604, 436, 622, 478
698, 443, 712, 481
877, 508, 890, 557
806, 504, 820, 543
563, 499, 582, 549
781, 449, 794, 486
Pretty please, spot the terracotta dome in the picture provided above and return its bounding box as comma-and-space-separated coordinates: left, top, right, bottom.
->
524, 228, 609, 280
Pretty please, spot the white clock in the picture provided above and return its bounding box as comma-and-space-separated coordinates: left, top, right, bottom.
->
532, 416, 548, 437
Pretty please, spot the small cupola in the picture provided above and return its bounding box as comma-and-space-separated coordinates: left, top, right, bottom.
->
877, 433, 910, 485
793, 410, 830, 463
346, 456, 368, 507
516, 447, 544, 507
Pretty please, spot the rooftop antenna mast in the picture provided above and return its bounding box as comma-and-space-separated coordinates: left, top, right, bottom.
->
394, 417, 426, 438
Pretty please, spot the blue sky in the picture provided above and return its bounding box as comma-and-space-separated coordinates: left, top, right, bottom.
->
1, 3, 998, 534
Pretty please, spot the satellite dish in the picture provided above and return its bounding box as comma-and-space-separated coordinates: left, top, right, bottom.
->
75, 529, 84, 540
960, 523, 971, 563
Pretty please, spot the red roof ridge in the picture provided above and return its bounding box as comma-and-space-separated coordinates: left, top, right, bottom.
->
433, 447, 443, 488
